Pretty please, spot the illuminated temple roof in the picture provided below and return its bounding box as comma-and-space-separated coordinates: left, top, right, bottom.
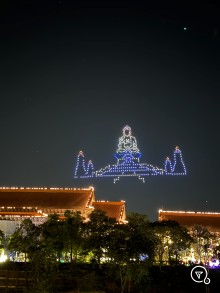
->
0, 187, 94, 211
158, 209, 220, 232
0, 187, 126, 223
0, 207, 45, 217
93, 201, 126, 223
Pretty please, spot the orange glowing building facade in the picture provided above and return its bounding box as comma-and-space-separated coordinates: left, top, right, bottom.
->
92, 201, 126, 223
0, 187, 126, 236
158, 209, 220, 233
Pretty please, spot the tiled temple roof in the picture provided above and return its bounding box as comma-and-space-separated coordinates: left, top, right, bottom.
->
158, 209, 220, 232
0, 187, 127, 223
93, 201, 126, 223
0, 187, 94, 210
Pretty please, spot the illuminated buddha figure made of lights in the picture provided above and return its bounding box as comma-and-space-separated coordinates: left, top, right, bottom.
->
115, 125, 142, 164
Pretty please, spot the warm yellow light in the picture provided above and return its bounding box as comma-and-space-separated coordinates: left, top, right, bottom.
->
0, 251, 7, 263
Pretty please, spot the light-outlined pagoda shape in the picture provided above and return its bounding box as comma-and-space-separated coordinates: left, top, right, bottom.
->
74, 125, 187, 182
164, 146, 187, 175
74, 151, 94, 178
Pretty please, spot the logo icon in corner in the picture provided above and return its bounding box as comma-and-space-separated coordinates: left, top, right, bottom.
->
191, 265, 210, 284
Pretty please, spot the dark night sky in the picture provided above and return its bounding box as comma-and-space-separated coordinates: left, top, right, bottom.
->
0, 0, 220, 220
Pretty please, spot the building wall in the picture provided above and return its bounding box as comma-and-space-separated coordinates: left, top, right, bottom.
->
0, 220, 20, 236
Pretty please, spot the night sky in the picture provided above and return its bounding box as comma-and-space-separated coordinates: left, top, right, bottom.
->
1, 1, 220, 221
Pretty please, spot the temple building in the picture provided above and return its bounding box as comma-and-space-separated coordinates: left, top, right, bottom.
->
0, 186, 126, 236
158, 209, 220, 233
92, 201, 126, 223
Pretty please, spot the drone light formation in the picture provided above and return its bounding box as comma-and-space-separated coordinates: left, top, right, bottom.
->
74, 125, 187, 183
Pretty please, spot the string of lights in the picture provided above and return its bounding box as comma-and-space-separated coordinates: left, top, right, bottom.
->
74, 126, 187, 182
164, 147, 187, 175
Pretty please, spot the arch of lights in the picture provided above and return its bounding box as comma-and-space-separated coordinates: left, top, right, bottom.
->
74, 125, 187, 183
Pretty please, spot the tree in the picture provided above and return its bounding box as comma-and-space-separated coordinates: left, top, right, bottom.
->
167, 223, 192, 264
0, 229, 6, 261
150, 220, 192, 266
107, 212, 156, 293
8, 218, 61, 292
85, 209, 117, 265
149, 221, 170, 266
41, 213, 65, 262
63, 210, 85, 262
8, 219, 40, 262
0, 229, 5, 248
191, 225, 213, 263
